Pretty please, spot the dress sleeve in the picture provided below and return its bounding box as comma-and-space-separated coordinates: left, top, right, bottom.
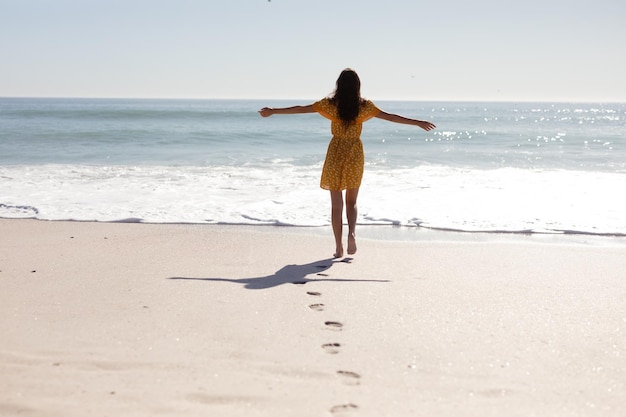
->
312, 98, 338, 122
358, 100, 381, 122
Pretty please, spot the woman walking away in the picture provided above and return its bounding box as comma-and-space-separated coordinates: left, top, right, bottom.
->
259, 68, 436, 258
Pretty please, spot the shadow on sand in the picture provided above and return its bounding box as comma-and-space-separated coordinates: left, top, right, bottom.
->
168, 258, 389, 290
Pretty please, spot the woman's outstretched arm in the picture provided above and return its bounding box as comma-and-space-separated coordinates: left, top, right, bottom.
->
375, 110, 436, 131
259, 105, 316, 117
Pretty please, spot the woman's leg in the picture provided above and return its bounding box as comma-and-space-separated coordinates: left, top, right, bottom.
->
345, 188, 359, 255
330, 190, 344, 258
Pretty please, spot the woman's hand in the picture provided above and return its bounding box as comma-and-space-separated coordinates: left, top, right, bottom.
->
258, 107, 274, 117
417, 120, 436, 131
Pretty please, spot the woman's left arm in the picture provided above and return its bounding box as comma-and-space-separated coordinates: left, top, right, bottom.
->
259, 105, 316, 117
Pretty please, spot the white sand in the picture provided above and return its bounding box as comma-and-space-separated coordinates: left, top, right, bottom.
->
0, 219, 624, 416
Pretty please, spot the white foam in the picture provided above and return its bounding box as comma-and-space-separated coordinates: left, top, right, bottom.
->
1, 164, 625, 235
361, 166, 626, 235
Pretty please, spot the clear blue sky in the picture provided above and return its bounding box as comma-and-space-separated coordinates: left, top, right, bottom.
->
1, 0, 625, 102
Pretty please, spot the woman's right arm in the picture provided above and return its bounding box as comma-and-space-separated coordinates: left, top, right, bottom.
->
375, 110, 436, 131
259, 105, 316, 117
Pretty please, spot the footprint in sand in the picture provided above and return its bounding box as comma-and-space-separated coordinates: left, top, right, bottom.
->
325, 321, 343, 331
322, 343, 341, 354
308, 303, 324, 311
337, 370, 361, 386
330, 403, 358, 414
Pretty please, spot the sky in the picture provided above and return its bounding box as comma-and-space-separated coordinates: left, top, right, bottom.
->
1, 0, 625, 102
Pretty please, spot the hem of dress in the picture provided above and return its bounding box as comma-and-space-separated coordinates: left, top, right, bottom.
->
320, 185, 361, 191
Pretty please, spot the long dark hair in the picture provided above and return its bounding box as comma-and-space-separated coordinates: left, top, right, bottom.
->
330, 68, 363, 125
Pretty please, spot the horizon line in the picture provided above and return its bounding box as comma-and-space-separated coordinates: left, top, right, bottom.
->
2, 96, 625, 104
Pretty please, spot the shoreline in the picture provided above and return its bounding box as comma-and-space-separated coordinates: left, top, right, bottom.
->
3, 217, 625, 247
1, 219, 624, 416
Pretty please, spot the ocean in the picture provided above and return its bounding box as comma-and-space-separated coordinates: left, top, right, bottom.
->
1, 98, 625, 237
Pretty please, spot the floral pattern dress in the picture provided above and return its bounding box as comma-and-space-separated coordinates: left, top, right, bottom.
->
312, 98, 380, 191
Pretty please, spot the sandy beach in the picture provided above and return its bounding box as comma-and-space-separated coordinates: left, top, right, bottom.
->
0, 219, 624, 416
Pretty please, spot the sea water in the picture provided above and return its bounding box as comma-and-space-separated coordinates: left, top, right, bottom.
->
1, 98, 625, 236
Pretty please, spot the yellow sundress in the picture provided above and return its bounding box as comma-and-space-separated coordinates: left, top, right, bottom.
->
313, 98, 380, 191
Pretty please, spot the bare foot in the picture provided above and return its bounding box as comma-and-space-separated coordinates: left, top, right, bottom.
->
347, 233, 357, 255
334, 245, 344, 258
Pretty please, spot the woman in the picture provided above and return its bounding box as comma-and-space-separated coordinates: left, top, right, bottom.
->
259, 68, 436, 258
